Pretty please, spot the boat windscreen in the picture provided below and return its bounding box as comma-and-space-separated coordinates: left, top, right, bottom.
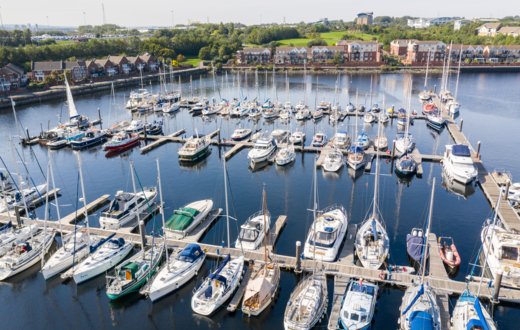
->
452, 144, 471, 157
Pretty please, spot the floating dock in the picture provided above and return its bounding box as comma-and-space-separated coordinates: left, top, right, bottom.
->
327, 275, 350, 330
227, 265, 253, 312
58, 194, 110, 224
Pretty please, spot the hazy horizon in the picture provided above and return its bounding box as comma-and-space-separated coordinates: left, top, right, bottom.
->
0, 0, 517, 28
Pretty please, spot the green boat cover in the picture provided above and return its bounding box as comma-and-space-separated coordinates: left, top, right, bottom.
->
166, 207, 200, 231
122, 262, 139, 276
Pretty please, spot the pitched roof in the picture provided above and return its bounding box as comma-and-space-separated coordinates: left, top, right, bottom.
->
480, 22, 501, 30
33, 61, 63, 71
498, 26, 520, 35
139, 53, 157, 62
126, 56, 142, 64
64, 61, 86, 70
95, 58, 113, 67
311, 46, 344, 51
3, 63, 24, 75
275, 46, 308, 52
108, 55, 128, 64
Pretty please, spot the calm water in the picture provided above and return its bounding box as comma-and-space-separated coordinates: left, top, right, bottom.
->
0, 71, 519, 329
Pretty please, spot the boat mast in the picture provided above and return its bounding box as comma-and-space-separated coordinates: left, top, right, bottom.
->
48, 150, 63, 238
75, 151, 91, 245
223, 157, 230, 249
454, 44, 463, 99
421, 178, 436, 283
130, 161, 145, 260
369, 75, 373, 107
262, 185, 268, 265
41, 151, 51, 267
424, 48, 430, 89
372, 116, 381, 219
156, 159, 170, 270
312, 156, 318, 267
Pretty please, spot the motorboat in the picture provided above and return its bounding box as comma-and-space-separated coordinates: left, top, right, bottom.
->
191, 254, 244, 316
247, 135, 277, 166
347, 146, 366, 170
354, 132, 370, 150
41, 231, 93, 279
481, 222, 520, 289
0, 227, 55, 281
125, 120, 145, 133
248, 107, 261, 119
442, 144, 478, 184
419, 90, 432, 102
235, 209, 271, 251
407, 227, 426, 266
144, 120, 163, 136
422, 103, 438, 115
178, 135, 211, 162
312, 109, 324, 120
317, 101, 331, 113
262, 108, 279, 120
103, 132, 140, 151
99, 188, 158, 230
127, 89, 151, 109
275, 145, 296, 166
333, 132, 350, 149
311, 133, 327, 148
303, 205, 348, 262
72, 236, 133, 284
162, 102, 180, 114
106, 244, 164, 300
47, 137, 69, 149
202, 104, 222, 116
438, 236, 461, 272
283, 272, 328, 330
339, 279, 379, 330
396, 108, 408, 127
231, 128, 252, 141
427, 111, 445, 131
147, 243, 206, 302
451, 291, 497, 330
363, 112, 375, 124
164, 199, 213, 239
279, 109, 291, 121
395, 133, 415, 155
395, 153, 417, 176
399, 283, 441, 330
0, 184, 47, 213
447, 99, 460, 116
289, 131, 305, 145
70, 129, 107, 150
373, 135, 388, 150
271, 129, 290, 145
322, 148, 344, 173
295, 108, 311, 121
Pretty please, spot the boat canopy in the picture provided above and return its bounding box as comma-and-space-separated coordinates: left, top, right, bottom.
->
407, 235, 424, 263
409, 310, 434, 330
122, 262, 139, 277
452, 145, 471, 157
351, 281, 375, 296
166, 207, 200, 231
208, 254, 231, 286
349, 146, 364, 153
244, 276, 274, 301
177, 243, 204, 263
401, 284, 424, 316
90, 233, 116, 253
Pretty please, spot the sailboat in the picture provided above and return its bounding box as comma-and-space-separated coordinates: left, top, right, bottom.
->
42, 151, 98, 279
399, 178, 441, 330
63, 75, 90, 129
241, 187, 280, 316
418, 49, 432, 102
347, 92, 366, 170
322, 146, 344, 172
191, 157, 244, 316
284, 157, 328, 329
355, 124, 390, 270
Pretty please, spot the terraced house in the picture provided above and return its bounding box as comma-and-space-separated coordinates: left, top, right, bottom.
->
236, 48, 272, 65
274, 47, 309, 65
337, 40, 381, 63
310, 46, 345, 64
484, 45, 520, 63
447, 45, 486, 63
405, 40, 446, 64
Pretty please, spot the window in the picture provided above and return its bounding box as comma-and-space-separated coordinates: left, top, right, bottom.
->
350, 313, 360, 321
502, 246, 518, 261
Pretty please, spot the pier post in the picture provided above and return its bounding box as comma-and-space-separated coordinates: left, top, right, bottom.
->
504, 181, 510, 201
391, 139, 396, 159
295, 241, 302, 274
458, 118, 463, 132
97, 108, 102, 129
477, 141, 481, 160
493, 270, 503, 303
14, 206, 23, 227
26, 128, 31, 140
139, 220, 147, 246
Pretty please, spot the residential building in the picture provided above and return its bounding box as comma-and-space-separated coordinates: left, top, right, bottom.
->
498, 26, 520, 37
274, 47, 309, 65
356, 12, 373, 26
127, 56, 145, 72
407, 18, 431, 29
236, 48, 272, 65
95, 58, 117, 76
64, 61, 88, 82
337, 40, 381, 63
447, 44, 485, 63
86, 60, 104, 77
139, 53, 159, 71
477, 23, 501, 36
405, 41, 446, 64
484, 45, 520, 63
429, 17, 461, 25
108, 55, 130, 74
0, 63, 25, 89
31, 61, 64, 81
454, 19, 470, 31
390, 39, 415, 57
310, 46, 345, 64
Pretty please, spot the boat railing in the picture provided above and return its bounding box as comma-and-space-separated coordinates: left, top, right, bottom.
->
319, 204, 347, 217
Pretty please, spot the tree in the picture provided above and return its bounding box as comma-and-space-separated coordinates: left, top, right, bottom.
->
177, 54, 185, 62
307, 38, 327, 47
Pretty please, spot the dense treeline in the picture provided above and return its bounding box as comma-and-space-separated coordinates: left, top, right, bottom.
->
0, 29, 32, 47
245, 26, 300, 44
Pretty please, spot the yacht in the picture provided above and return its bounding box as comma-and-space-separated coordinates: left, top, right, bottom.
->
317, 101, 331, 113
103, 132, 140, 151
0, 184, 47, 213
99, 188, 158, 230
354, 132, 370, 150
311, 133, 327, 148
333, 131, 350, 149
395, 153, 417, 176
347, 146, 366, 171
289, 131, 305, 145
395, 133, 415, 155
303, 205, 348, 262
447, 99, 460, 116
373, 135, 388, 150
125, 120, 145, 133
0, 223, 39, 257
235, 209, 271, 251
106, 244, 163, 300
41, 231, 92, 279
407, 228, 426, 266
178, 134, 211, 162
72, 236, 133, 284
164, 200, 213, 239
271, 129, 290, 145
162, 102, 180, 114
275, 145, 296, 166
295, 108, 311, 121
284, 272, 328, 330
191, 255, 244, 316
247, 135, 277, 167
322, 148, 344, 173
262, 108, 279, 120
70, 129, 107, 150
363, 112, 375, 124
399, 283, 441, 330
481, 222, 520, 289
147, 243, 206, 302
427, 111, 445, 131
442, 144, 478, 184
378, 112, 389, 124
242, 262, 280, 316
339, 280, 379, 330
312, 109, 324, 120
231, 128, 252, 141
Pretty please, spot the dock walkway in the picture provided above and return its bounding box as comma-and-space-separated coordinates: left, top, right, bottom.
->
327, 275, 350, 330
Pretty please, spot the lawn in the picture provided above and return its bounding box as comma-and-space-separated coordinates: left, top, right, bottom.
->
275, 30, 376, 47
181, 56, 201, 67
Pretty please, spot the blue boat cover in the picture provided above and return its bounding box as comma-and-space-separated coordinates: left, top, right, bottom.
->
371, 220, 378, 241
410, 310, 434, 330
208, 254, 230, 286
0, 221, 12, 233
90, 233, 116, 253
407, 234, 424, 263
349, 145, 364, 153
402, 284, 424, 316
452, 144, 471, 157
471, 297, 490, 330
177, 243, 204, 263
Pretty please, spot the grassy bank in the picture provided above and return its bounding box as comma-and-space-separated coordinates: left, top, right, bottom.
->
276, 31, 375, 47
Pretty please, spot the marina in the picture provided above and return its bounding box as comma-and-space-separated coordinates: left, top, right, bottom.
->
0, 71, 519, 329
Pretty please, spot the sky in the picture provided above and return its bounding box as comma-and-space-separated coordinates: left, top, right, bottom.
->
0, 0, 518, 27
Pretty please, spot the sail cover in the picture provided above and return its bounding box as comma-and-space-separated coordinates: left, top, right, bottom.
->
208, 254, 230, 286
471, 297, 490, 330
65, 76, 79, 119
409, 310, 434, 330
401, 284, 424, 316
177, 243, 203, 263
